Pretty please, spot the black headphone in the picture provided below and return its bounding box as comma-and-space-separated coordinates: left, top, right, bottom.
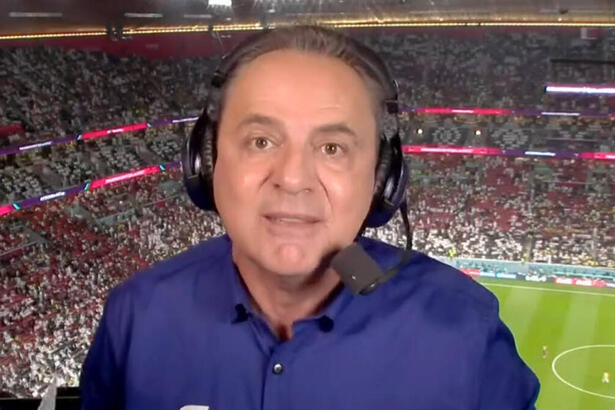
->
182, 28, 409, 232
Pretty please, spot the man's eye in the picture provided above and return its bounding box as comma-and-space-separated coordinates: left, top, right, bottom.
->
322, 143, 343, 156
251, 137, 271, 150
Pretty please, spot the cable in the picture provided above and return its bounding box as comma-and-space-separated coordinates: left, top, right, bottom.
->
400, 200, 412, 251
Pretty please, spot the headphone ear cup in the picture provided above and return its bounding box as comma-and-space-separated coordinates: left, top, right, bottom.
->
365, 134, 408, 228
365, 138, 392, 228
372, 138, 392, 200
182, 112, 217, 212
385, 158, 409, 211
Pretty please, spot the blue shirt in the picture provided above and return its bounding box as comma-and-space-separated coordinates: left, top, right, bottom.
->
80, 235, 539, 410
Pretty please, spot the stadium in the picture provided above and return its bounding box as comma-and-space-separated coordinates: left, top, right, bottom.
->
0, 0, 614, 409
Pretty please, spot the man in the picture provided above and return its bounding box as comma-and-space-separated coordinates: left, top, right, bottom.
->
80, 25, 539, 409
603, 371, 611, 384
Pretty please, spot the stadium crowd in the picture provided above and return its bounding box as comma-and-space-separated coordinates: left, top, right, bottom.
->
1, 26, 615, 399
1, 154, 614, 397
405, 114, 615, 152
0, 47, 213, 146
1, 29, 615, 149
0, 124, 185, 204
2, 116, 613, 206
357, 29, 615, 112
405, 154, 615, 267
0, 170, 223, 398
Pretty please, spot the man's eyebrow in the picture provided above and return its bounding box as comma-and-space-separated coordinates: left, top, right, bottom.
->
235, 113, 358, 141
311, 123, 358, 141
235, 113, 285, 132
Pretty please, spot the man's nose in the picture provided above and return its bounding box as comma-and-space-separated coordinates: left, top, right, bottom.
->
271, 145, 317, 195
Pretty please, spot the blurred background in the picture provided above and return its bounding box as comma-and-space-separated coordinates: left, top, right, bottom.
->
0, 1, 614, 409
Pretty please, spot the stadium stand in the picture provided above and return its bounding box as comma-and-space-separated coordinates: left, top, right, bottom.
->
0, 47, 214, 143
2, 27, 615, 398
0, 124, 186, 203
0, 170, 225, 398
2, 30, 615, 150
2, 155, 614, 397
403, 114, 615, 152
357, 30, 615, 111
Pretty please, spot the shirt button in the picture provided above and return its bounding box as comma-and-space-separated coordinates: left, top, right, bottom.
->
318, 316, 334, 332
272, 363, 284, 375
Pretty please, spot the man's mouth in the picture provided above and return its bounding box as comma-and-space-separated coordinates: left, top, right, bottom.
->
263, 212, 321, 224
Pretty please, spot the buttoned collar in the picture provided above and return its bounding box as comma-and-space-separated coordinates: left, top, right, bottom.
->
222, 236, 359, 330
222, 235, 406, 330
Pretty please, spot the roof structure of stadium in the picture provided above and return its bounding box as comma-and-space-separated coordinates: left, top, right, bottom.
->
0, 0, 614, 38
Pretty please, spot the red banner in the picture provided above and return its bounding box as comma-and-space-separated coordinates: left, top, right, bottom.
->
81, 123, 148, 141
461, 268, 481, 277
554, 277, 606, 288
0, 204, 13, 217
89, 166, 160, 189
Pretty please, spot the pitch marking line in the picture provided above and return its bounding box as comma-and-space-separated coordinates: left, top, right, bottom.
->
551, 345, 615, 400
482, 282, 615, 298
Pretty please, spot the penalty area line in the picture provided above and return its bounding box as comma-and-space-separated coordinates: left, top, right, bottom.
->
480, 282, 615, 298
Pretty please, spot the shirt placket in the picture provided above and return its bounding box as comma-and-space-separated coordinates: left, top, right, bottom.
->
261, 340, 292, 410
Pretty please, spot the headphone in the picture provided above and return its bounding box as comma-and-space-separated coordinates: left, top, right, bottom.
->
182, 28, 409, 231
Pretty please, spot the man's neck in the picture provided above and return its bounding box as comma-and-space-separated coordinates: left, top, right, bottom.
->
232, 249, 342, 341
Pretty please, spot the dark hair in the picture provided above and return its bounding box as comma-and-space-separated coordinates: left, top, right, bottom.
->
215, 25, 397, 136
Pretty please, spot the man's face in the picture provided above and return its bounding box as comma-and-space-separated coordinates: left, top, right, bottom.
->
213, 49, 379, 277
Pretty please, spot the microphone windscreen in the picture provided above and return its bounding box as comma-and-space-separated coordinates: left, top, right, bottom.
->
331, 243, 385, 295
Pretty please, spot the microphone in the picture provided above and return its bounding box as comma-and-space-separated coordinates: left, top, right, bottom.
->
331, 243, 413, 295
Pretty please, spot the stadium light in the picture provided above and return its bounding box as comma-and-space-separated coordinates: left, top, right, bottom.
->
184, 14, 213, 19
545, 83, 615, 96
124, 13, 164, 18
540, 111, 580, 117
0, 31, 106, 40
209, 0, 232, 6
9, 12, 63, 18
417, 128, 423, 135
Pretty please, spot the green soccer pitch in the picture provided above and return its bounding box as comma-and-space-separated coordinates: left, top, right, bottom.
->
478, 278, 615, 410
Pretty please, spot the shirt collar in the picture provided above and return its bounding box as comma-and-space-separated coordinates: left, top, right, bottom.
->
223, 235, 398, 326
222, 236, 254, 324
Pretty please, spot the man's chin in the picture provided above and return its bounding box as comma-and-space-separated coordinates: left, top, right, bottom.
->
262, 242, 341, 277
264, 258, 322, 278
